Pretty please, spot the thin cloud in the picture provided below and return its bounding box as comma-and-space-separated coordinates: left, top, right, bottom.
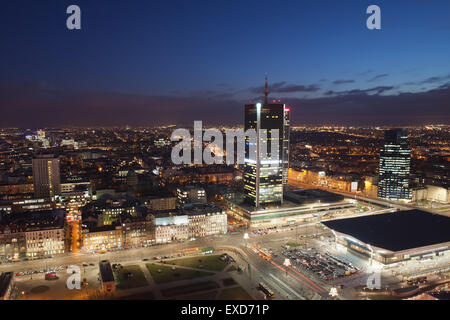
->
325, 86, 395, 96
332, 79, 355, 85
250, 81, 320, 94
367, 74, 389, 82
358, 70, 372, 76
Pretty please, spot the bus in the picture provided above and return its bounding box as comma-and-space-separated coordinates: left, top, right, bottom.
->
45, 272, 58, 280
258, 282, 275, 299
407, 276, 427, 286
258, 248, 272, 261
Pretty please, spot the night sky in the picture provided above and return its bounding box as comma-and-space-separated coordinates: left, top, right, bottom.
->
1, 0, 449, 127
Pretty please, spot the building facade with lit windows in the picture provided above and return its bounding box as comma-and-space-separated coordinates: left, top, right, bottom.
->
177, 186, 207, 205
146, 196, 177, 211
282, 106, 290, 186
182, 203, 227, 237
0, 225, 26, 261
243, 85, 290, 207
24, 227, 65, 258
0, 209, 66, 260
154, 205, 227, 243
92, 199, 138, 225
122, 214, 155, 248
154, 215, 189, 243
32, 154, 61, 200
82, 226, 123, 252
377, 129, 412, 201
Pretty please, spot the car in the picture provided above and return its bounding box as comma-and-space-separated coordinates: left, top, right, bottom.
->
142, 258, 149, 261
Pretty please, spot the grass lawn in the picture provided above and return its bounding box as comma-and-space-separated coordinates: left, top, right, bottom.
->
114, 265, 148, 290
180, 290, 218, 300
218, 287, 253, 300
146, 263, 213, 284
227, 265, 238, 272
164, 255, 228, 272
365, 294, 401, 300
161, 280, 219, 298
120, 291, 155, 300
30, 285, 50, 294
286, 243, 301, 247
222, 278, 237, 287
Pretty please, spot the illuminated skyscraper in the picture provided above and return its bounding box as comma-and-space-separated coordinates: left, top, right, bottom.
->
282, 105, 290, 186
32, 154, 61, 200
377, 129, 412, 201
243, 76, 290, 207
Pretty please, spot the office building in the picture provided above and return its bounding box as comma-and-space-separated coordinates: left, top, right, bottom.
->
243, 76, 289, 207
282, 105, 290, 186
377, 129, 412, 201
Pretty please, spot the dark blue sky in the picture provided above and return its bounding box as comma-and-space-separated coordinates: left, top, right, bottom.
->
1, 0, 449, 127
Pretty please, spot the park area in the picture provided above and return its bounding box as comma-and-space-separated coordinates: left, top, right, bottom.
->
163, 254, 229, 272
218, 287, 253, 300
114, 265, 149, 290
146, 263, 214, 284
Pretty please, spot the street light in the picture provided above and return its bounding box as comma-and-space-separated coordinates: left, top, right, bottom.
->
329, 287, 338, 298
243, 233, 249, 248
283, 258, 291, 276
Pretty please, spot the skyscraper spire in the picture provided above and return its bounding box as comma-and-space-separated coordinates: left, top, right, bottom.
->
264, 73, 269, 105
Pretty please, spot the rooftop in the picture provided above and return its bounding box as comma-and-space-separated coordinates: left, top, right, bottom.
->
0, 272, 14, 297
284, 189, 345, 205
322, 209, 450, 252
99, 260, 115, 283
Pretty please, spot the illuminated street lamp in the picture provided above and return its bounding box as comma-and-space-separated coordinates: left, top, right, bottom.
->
283, 258, 291, 276
243, 233, 249, 248
329, 287, 338, 298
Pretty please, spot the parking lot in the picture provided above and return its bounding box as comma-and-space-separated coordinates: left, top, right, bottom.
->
252, 225, 296, 236
282, 247, 359, 281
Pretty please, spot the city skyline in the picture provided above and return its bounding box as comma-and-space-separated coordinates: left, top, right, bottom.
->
0, 0, 449, 304
1, 0, 450, 127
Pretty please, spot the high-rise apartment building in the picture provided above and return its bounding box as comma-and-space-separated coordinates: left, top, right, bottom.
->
32, 154, 61, 199
377, 129, 412, 201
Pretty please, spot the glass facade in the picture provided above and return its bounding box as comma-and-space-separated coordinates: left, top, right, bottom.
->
243, 103, 287, 207
378, 129, 412, 201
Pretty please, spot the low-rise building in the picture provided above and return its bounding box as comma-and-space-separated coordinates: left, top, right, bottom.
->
0, 226, 26, 261
99, 260, 115, 293
24, 227, 65, 258
122, 214, 154, 248
177, 186, 206, 205
82, 226, 123, 252
412, 185, 450, 204
155, 215, 189, 243
0, 209, 65, 260
146, 196, 177, 211
182, 203, 227, 237
0, 272, 15, 300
